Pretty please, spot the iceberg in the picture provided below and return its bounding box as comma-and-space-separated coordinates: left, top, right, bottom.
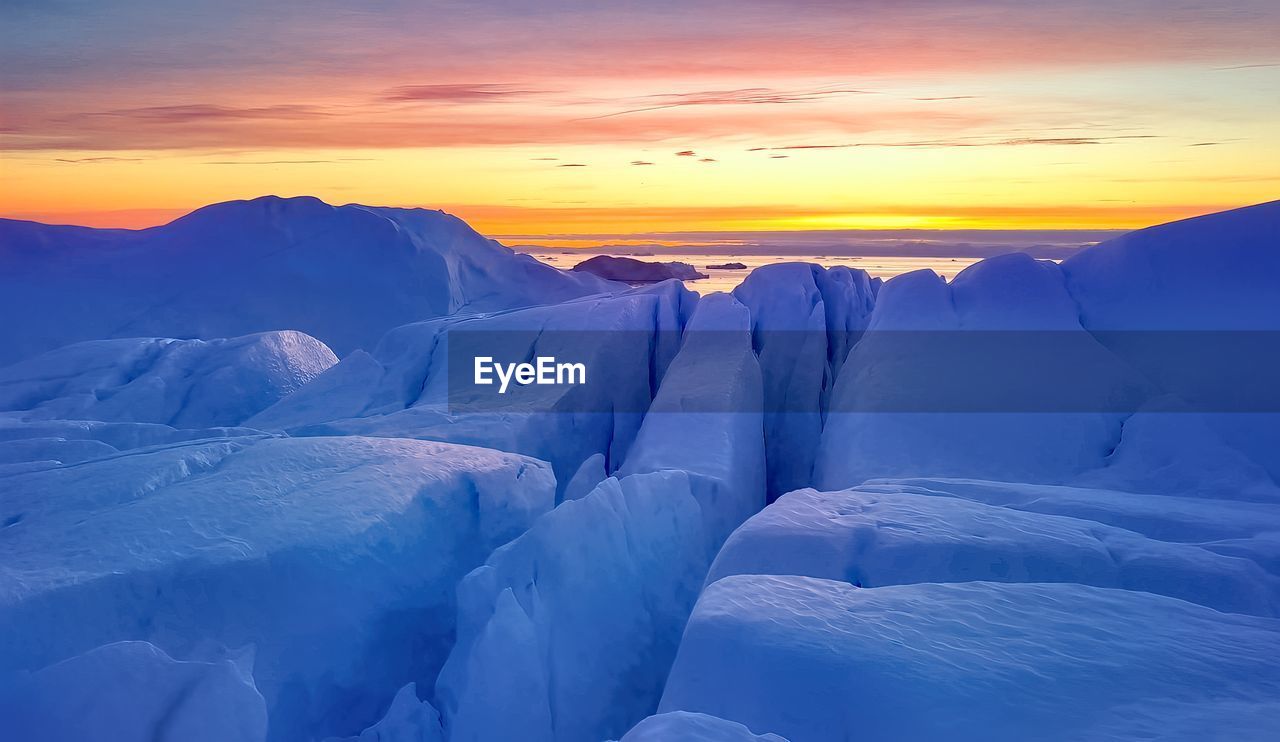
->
0, 196, 614, 365
572, 255, 708, 283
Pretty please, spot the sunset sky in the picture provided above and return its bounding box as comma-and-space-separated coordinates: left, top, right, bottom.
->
2, 0, 1277, 240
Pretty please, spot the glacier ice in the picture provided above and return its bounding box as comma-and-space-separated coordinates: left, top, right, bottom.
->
0, 435, 554, 741
322, 683, 443, 742
0, 196, 614, 365
3, 199, 1279, 742
0, 640, 267, 742
707, 485, 1280, 615
732, 263, 877, 499
814, 254, 1150, 489
438, 295, 766, 742
436, 471, 712, 742
617, 292, 766, 543
247, 282, 695, 494
562, 451, 606, 501
661, 576, 1280, 742
617, 711, 788, 741
0, 331, 336, 428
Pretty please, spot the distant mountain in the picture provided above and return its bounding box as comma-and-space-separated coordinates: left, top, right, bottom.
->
0, 196, 614, 365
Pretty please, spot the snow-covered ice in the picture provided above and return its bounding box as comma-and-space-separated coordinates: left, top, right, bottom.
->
732, 263, 877, 499
435, 472, 712, 742
247, 282, 695, 494
661, 576, 1280, 742
814, 254, 1149, 489
438, 293, 766, 742
617, 712, 788, 742
322, 683, 443, 742
0, 640, 267, 742
708, 486, 1280, 615
0, 435, 554, 741
0, 332, 336, 428
0, 196, 614, 365
3, 198, 1278, 742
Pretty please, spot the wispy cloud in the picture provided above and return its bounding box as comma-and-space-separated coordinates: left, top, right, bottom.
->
578, 86, 876, 120
383, 83, 547, 102
762, 135, 1159, 150
87, 103, 332, 123
1212, 62, 1280, 70
201, 158, 375, 165
54, 156, 143, 163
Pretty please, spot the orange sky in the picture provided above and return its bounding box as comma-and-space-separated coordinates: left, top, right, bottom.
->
2, 1, 1278, 237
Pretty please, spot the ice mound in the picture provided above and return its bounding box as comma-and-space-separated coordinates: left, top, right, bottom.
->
1063, 199, 1280, 331
0, 331, 336, 428
249, 281, 696, 494
0, 435, 555, 741
617, 711, 788, 741
814, 254, 1150, 489
1073, 400, 1280, 500
863, 477, 1280, 556
0, 417, 263, 471
0, 196, 614, 364
618, 292, 766, 542
436, 471, 713, 742
323, 683, 443, 742
438, 295, 766, 742
1063, 201, 1280, 480
732, 263, 878, 499
707, 486, 1280, 615
0, 640, 267, 742
661, 576, 1280, 742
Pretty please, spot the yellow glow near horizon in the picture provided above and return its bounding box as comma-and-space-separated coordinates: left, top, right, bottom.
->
3, 7, 1278, 238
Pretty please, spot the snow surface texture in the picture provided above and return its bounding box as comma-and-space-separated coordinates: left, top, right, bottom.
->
2, 199, 1279, 742
708, 486, 1280, 615
0, 435, 555, 741
814, 253, 1149, 488
437, 294, 765, 742
247, 281, 696, 494
732, 263, 878, 499
662, 576, 1280, 742
0, 196, 614, 365
617, 712, 788, 742
0, 331, 336, 428
0, 641, 267, 742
